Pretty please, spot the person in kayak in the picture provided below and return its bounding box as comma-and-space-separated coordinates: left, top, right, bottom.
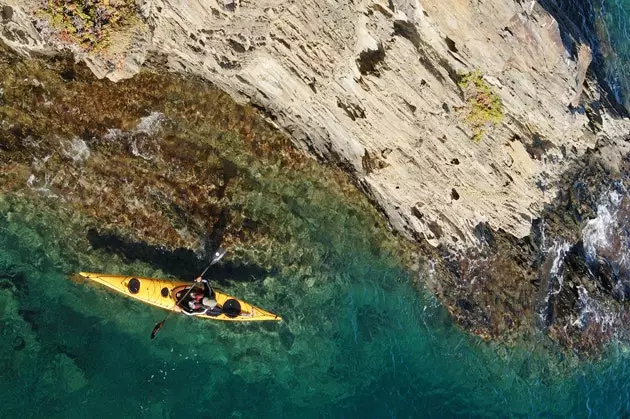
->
182, 276, 222, 316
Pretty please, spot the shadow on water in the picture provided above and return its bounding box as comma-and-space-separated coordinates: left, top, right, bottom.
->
86, 228, 273, 285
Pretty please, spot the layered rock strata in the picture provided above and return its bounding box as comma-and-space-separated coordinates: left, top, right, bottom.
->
3, 0, 630, 249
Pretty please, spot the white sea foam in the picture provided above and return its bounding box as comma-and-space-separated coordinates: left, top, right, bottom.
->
102, 112, 165, 161
27, 152, 59, 198
539, 218, 547, 253
105, 111, 165, 138
103, 128, 123, 141
61, 137, 90, 164
32, 153, 52, 171
539, 241, 571, 326
130, 137, 154, 160
583, 191, 622, 260
574, 285, 617, 331
26, 172, 58, 198
549, 241, 571, 285
134, 112, 165, 135
426, 259, 436, 277
582, 189, 630, 277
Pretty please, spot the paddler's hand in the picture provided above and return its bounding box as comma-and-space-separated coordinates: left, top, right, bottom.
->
194, 276, 203, 283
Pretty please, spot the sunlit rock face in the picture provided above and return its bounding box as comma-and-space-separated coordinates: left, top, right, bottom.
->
3, 0, 630, 250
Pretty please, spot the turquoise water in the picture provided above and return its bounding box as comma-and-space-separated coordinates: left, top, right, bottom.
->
3, 195, 630, 418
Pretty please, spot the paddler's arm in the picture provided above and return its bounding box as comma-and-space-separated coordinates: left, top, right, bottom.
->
194, 276, 212, 294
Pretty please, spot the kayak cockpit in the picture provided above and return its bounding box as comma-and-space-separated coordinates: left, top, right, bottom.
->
172, 285, 242, 318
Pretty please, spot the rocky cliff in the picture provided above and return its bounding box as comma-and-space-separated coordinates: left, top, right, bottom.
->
3, 0, 629, 250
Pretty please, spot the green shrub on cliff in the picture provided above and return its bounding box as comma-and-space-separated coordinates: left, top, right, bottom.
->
40, 0, 137, 50
457, 70, 503, 142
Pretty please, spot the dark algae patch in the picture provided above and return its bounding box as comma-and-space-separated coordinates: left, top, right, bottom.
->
0, 43, 413, 276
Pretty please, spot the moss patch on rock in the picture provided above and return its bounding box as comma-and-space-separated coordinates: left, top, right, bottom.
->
39, 0, 138, 51
457, 70, 504, 142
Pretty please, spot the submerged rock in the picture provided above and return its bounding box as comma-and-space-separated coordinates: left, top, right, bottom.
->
42, 353, 88, 393
0, 42, 415, 284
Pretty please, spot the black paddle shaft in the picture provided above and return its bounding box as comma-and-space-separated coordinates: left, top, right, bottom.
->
150, 247, 226, 340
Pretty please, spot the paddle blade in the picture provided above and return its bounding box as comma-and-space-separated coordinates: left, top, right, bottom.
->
150, 320, 165, 340
69, 273, 87, 284
211, 247, 226, 264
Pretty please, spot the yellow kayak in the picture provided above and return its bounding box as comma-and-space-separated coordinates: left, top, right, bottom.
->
78, 272, 281, 322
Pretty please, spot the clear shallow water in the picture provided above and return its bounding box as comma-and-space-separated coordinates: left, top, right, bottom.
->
3, 195, 630, 418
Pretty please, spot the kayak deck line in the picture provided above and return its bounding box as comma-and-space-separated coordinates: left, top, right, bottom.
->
77, 272, 282, 322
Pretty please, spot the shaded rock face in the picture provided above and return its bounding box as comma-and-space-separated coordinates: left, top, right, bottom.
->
538, 0, 629, 113
3, 0, 630, 250
537, 147, 630, 355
